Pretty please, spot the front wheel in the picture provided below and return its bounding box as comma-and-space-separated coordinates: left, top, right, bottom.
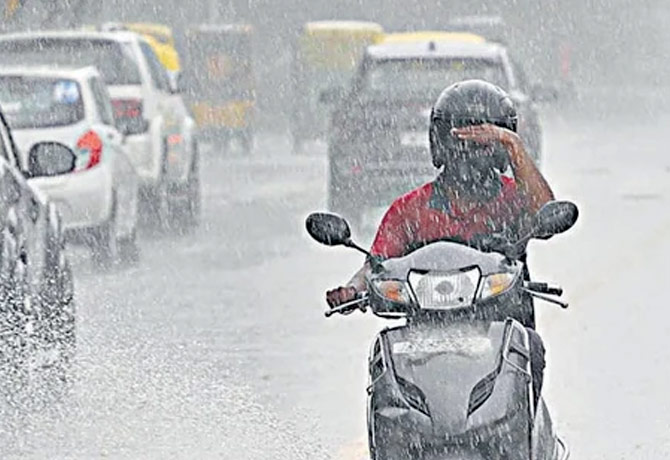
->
91, 198, 119, 268
240, 128, 253, 155
154, 170, 173, 232
183, 143, 201, 228
118, 228, 140, 265
141, 153, 174, 233
168, 144, 201, 232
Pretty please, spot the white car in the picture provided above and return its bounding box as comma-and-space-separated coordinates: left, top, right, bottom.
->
0, 108, 75, 380
0, 66, 140, 265
0, 30, 200, 231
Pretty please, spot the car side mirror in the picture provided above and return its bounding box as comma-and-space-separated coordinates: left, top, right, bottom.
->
531, 201, 579, 240
305, 212, 352, 246
530, 83, 559, 103
319, 87, 345, 105
27, 142, 76, 178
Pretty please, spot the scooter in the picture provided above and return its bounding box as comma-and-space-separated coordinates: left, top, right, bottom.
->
306, 200, 578, 460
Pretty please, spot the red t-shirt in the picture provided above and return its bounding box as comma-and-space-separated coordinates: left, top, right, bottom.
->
370, 176, 529, 259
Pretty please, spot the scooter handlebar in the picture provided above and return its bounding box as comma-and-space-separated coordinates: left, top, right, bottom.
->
525, 282, 563, 297
325, 293, 369, 317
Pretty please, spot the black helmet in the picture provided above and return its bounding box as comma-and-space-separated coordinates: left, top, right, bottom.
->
429, 79, 517, 168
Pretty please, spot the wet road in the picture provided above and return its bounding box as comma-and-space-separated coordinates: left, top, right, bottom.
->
0, 112, 669, 459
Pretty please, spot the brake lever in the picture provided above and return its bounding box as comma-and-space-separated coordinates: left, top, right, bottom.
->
525, 282, 563, 297
523, 289, 569, 309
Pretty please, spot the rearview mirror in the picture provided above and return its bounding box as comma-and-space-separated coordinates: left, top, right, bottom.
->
319, 87, 345, 105
27, 142, 76, 178
305, 212, 351, 246
531, 201, 579, 239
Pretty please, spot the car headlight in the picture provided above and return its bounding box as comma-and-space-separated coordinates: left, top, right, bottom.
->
408, 267, 481, 310
373, 279, 413, 304
478, 272, 519, 300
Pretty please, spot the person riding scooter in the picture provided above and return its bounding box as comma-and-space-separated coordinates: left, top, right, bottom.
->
326, 79, 555, 401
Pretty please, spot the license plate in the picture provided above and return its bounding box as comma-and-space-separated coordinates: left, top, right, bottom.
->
400, 130, 429, 148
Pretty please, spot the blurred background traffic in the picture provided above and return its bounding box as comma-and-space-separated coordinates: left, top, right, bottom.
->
5, 0, 670, 128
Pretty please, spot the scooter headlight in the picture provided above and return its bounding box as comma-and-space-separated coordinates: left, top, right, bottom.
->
373, 279, 413, 304
478, 271, 519, 300
408, 267, 481, 310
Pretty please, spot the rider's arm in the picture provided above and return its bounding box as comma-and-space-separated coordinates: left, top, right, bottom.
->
454, 124, 555, 213
500, 130, 554, 213
346, 260, 371, 291
348, 201, 410, 290
327, 200, 410, 307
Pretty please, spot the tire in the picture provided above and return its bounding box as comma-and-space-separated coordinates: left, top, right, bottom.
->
167, 143, 201, 233
145, 151, 174, 233
183, 144, 201, 229
118, 228, 140, 265
155, 173, 173, 232
91, 197, 119, 268
41, 230, 63, 309
240, 129, 253, 155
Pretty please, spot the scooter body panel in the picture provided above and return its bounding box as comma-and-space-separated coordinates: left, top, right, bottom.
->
368, 318, 566, 459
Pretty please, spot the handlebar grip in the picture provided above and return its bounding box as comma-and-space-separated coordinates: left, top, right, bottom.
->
525, 282, 563, 297
545, 286, 563, 296
325, 293, 369, 317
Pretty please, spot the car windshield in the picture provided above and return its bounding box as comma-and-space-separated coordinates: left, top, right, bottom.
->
0, 38, 141, 86
0, 76, 85, 129
362, 58, 508, 101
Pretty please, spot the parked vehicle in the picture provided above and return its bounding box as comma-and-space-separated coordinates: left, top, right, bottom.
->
290, 20, 383, 153
100, 22, 181, 80
0, 108, 74, 387
447, 15, 509, 44
183, 23, 255, 154
0, 66, 140, 266
327, 33, 550, 223
0, 30, 201, 231
305, 200, 578, 460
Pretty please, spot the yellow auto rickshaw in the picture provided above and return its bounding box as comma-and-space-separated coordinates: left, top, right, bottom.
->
100, 22, 181, 76
291, 20, 383, 153
381, 31, 486, 45
183, 23, 255, 154
123, 22, 182, 76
